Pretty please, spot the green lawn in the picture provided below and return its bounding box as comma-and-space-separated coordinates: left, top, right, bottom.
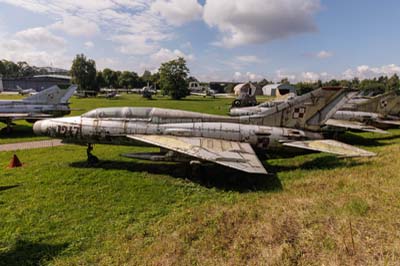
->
0, 94, 399, 265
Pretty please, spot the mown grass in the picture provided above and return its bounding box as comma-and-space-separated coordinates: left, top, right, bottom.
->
0, 93, 400, 265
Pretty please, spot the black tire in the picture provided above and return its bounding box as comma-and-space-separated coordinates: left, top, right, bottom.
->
232, 99, 241, 107
87, 154, 99, 165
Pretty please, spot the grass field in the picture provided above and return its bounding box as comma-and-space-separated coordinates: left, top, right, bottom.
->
0, 94, 399, 265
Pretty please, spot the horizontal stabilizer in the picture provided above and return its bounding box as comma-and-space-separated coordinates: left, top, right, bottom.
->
126, 134, 267, 174
282, 139, 376, 157
325, 119, 389, 134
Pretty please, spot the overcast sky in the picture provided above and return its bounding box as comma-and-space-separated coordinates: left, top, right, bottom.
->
0, 0, 399, 82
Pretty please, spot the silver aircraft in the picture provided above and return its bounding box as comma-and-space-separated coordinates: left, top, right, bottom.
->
0, 85, 77, 132
230, 92, 296, 116
230, 89, 400, 134
33, 86, 375, 175
327, 91, 400, 131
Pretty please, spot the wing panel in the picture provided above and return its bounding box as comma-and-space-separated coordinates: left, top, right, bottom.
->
283, 139, 376, 157
126, 134, 267, 174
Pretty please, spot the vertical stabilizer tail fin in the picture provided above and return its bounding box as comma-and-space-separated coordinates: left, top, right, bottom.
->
354, 91, 397, 115
23, 85, 76, 104
251, 87, 349, 131
60, 85, 77, 103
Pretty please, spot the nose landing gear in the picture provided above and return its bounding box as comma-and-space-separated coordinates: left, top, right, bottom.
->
86, 144, 99, 164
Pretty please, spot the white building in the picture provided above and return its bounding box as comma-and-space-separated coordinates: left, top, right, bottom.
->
262, 84, 296, 96
233, 83, 258, 96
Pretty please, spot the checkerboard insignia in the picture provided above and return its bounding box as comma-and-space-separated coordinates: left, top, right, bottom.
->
380, 100, 388, 108
293, 107, 306, 119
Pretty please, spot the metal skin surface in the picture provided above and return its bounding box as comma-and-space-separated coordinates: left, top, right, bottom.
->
34, 115, 321, 148
230, 89, 400, 132
0, 85, 77, 127
341, 91, 398, 115
333, 110, 400, 128
230, 93, 296, 116
33, 102, 375, 174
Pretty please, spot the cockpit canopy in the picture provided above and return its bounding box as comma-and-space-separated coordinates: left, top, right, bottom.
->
82, 107, 153, 119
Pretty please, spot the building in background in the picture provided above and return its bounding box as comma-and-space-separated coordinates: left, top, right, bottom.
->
233, 83, 260, 96
0, 74, 71, 92
262, 83, 296, 96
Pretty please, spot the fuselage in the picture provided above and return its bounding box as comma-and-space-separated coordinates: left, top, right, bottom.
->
0, 100, 71, 117
333, 110, 380, 122
34, 107, 323, 151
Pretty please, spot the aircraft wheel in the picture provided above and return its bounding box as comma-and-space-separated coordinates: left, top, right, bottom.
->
86, 144, 99, 165
189, 161, 203, 180
232, 99, 241, 107
88, 155, 99, 165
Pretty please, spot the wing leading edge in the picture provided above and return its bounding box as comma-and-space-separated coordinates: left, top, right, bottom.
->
282, 139, 376, 157
126, 134, 268, 174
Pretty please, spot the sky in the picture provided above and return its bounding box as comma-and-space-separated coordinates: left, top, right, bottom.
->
0, 0, 399, 82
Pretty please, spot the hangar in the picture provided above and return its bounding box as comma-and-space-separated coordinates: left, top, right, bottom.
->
233, 83, 263, 96
0, 74, 71, 92
262, 83, 296, 96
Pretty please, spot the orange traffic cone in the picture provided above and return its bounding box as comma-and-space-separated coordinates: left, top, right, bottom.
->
8, 154, 22, 168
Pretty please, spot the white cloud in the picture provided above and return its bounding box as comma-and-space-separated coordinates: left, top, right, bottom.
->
15, 27, 65, 47
0, 0, 175, 59
233, 71, 262, 82
151, 0, 203, 26
96, 57, 128, 70
0, 26, 70, 68
301, 71, 320, 82
342, 64, 400, 80
150, 48, 194, 64
50, 16, 100, 37
316, 50, 333, 59
111, 34, 160, 55
0, 38, 70, 68
84, 41, 94, 48
203, 0, 320, 47
275, 69, 297, 82
236, 55, 261, 63
303, 50, 333, 59
133, 47, 195, 73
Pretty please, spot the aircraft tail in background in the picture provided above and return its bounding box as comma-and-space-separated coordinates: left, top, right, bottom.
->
249, 87, 350, 132
350, 91, 398, 115
23, 85, 77, 104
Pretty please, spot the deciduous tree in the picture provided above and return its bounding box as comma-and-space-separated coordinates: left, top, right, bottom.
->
158, 57, 190, 99
70, 54, 97, 91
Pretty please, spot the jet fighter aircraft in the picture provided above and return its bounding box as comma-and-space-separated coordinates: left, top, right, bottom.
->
0, 85, 77, 132
33, 87, 375, 175
230, 89, 400, 134
326, 91, 400, 132
230, 92, 296, 116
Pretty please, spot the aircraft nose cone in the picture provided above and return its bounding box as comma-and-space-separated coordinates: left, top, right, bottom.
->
33, 120, 46, 136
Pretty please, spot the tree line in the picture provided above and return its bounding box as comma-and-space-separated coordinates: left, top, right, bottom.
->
70, 54, 190, 99
70, 54, 160, 92
283, 75, 400, 95
0, 60, 50, 78
2, 55, 399, 99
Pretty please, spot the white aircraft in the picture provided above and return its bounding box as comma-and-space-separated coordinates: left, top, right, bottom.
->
33, 87, 375, 175
0, 85, 77, 132
17, 86, 37, 96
